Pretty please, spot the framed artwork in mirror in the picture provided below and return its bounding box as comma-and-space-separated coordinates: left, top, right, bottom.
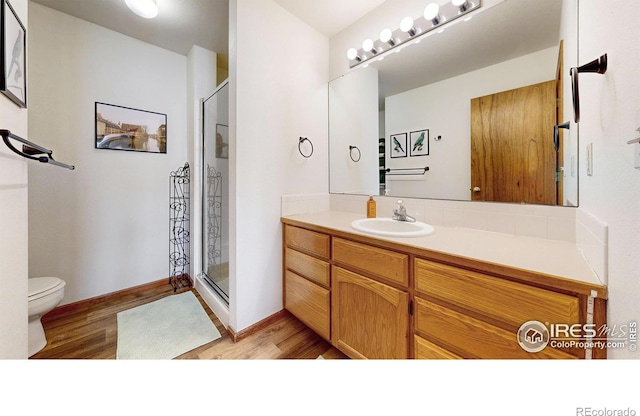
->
1, 0, 27, 108
390, 133, 407, 158
409, 129, 429, 156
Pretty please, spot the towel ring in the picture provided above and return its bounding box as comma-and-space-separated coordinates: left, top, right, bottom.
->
298, 137, 313, 158
349, 145, 361, 162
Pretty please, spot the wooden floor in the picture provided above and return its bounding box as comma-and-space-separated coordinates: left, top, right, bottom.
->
31, 281, 347, 360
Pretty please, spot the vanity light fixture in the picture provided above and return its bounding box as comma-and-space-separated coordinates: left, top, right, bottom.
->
125, 0, 158, 18
346, 0, 486, 68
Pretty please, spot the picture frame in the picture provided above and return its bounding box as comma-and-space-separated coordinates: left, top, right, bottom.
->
390, 133, 407, 158
1, 0, 26, 108
95, 102, 167, 154
216, 124, 229, 159
409, 129, 429, 156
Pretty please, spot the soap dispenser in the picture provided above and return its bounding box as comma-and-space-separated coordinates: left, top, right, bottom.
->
367, 195, 376, 218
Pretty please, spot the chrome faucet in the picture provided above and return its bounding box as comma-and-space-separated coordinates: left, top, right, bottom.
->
392, 199, 415, 222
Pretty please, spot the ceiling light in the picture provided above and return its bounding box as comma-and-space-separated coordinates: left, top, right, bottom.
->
125, 0, 158, 19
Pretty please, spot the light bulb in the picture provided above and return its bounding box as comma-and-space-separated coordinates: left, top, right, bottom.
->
452, 0, 471, 12
424, 3, 441, 23
347, 48, 358, 60
125, 0, 158, 19
400, 16, 414, 33
362, 39, 374, 52
380, 28, 392, 43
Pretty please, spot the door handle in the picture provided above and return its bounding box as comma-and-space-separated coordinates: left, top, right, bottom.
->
472, 187, 481, 193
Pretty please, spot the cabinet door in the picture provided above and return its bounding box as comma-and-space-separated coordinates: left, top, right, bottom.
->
332, 266, 409, 359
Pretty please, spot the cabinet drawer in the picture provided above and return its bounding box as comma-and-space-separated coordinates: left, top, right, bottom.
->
414, 335, 461, 359
284, 225, 330, 259
285, 247, 330, 288
333, 238, 409, 287
414, 297, 576, 359
414, 258, 580, 328
285, 270, 330, 340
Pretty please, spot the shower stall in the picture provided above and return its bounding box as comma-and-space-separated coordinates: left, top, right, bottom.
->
201, 80, 229, 304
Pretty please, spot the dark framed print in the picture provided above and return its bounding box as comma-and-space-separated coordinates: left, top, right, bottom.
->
390, 132, 407, 158
95, 102, 167, 153
1, 0, 26, 108
409, 129, 429, 156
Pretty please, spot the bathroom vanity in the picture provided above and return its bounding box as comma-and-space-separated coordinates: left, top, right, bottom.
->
281, 212, 607, 359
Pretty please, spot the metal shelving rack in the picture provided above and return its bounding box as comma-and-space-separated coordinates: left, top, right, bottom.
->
169, 162, 191, 291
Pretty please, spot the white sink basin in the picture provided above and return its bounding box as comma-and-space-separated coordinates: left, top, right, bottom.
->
351, 218, 435, 238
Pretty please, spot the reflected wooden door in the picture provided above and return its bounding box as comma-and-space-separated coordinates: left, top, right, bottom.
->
470, 80, 557, 205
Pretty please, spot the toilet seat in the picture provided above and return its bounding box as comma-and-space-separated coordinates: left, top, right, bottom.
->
28, 277, 65, 301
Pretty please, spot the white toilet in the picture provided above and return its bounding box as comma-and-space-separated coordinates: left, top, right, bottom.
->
28, 277, 66, 357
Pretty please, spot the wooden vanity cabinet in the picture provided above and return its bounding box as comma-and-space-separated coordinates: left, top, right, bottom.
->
281, 220, 607, 359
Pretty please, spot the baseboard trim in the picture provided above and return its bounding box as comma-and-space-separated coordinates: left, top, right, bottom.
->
227, 309, 289, 343
44, 278, 178, 320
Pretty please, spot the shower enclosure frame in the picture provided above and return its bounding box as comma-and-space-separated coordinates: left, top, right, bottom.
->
200, 79, 229, 306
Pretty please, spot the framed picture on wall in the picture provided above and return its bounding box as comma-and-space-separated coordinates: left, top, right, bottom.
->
95, 102, 167, 153
216, 124, 229, 158
390, 133, 407, 158
409, 129, 429, 156
1, 0, 27, 108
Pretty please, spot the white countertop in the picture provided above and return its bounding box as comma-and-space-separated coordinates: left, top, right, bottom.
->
283, 211, 604, 288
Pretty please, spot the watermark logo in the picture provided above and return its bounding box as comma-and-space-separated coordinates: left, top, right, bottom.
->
516, 320, 637, 353
517, 320, 549, 353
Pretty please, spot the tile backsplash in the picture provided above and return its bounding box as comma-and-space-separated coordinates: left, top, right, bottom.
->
576, 208, 608, 284
328, 194, 577, 243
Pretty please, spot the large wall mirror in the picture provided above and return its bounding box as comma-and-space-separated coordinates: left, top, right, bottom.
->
329, 0, 579, 207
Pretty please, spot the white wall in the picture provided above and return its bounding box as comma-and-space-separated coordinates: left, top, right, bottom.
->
385, 47, 557, 200
578, 0, 640, 359
0, 0, 28, 359
230, 0, 329, 332
27, 3, 188, 304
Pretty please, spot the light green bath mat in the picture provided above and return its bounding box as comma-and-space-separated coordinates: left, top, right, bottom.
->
116, 291, 221, 359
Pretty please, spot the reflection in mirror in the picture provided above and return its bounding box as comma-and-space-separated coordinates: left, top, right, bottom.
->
329, 0, 579, 207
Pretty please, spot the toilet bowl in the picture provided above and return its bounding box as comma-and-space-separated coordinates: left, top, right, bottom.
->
28, 277, 66, 357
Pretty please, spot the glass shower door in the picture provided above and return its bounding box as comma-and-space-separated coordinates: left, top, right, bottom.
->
202, 80, 229, 304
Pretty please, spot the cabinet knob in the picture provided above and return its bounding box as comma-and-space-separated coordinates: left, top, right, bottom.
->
472, 186, 481, 193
